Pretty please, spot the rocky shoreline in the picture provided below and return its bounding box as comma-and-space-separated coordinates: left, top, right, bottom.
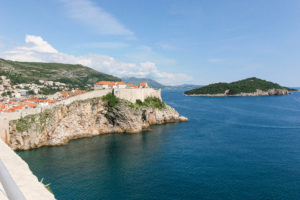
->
8, 97, 187, 150
185, 88, 289, 97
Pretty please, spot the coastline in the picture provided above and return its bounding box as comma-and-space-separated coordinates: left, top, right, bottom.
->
8, 98, 187, 150
185, 88, 290, 97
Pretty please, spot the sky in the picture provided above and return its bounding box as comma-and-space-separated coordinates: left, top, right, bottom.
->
0, 0, 300, 86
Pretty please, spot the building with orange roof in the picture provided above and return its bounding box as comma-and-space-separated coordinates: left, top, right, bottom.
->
139, 82, 149, 88
94, 81, 147, 90
127, 84, 139, 89
94, 81, 116, 90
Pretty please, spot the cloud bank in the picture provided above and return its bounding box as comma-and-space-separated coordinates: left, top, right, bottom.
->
3, 35, 192, 85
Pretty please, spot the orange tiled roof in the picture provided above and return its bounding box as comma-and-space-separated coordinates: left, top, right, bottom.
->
95, 81, 115, 86
140, 82, 147, 86
116, 82, 126, 85
74, 90, 86, 94
127, 84, 139, 88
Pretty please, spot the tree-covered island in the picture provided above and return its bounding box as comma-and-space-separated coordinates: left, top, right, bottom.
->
184, 77, 295, 96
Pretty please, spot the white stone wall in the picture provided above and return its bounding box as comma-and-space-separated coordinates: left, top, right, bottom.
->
0, 140, 56, 199
114, 88, 161, 103
0, 117, 9, 144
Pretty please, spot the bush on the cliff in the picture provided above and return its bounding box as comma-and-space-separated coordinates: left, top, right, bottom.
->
135, 97, 166, 109
102, 93, 120, 107
136, 99, 143, 107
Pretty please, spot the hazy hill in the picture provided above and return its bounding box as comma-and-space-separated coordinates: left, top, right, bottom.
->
184, 77, 294, 95
122, 77, 165, 89
122, 77, 202, 90
164, 84, 203, 90
0, 58, 120, 88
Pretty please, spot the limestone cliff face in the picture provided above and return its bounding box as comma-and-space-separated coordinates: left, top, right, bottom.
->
9, 98, 187, 150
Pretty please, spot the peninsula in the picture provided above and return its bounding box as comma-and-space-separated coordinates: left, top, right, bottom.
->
0, 59, 187, 150
184, 77, 294, 96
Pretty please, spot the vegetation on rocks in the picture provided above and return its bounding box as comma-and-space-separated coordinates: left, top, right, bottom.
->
102, 93, 120, 108
185, 77, 294, 95
135, 97, 166, 109
14, 109, 54, 132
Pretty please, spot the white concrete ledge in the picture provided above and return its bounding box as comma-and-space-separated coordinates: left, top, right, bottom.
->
0, 140, 55, 200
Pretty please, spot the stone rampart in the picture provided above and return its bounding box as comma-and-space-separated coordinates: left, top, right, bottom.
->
0, 88, 161, 142
114, 88, 161, 103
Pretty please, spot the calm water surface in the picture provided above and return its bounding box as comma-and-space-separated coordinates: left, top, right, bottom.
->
18, 90, 300, 200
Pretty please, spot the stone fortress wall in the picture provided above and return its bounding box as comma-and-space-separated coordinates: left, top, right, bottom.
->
0, 88, 161, 143
114, 88, 161, 103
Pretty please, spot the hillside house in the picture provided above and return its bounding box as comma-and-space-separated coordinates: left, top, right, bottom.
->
94, 81, 143, 90
139, 82, 149, 88
94, 81, 115, 90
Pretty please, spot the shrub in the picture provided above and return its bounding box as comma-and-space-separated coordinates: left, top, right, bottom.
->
135, 99, 143, 106
102, 93, 120, 107
134, 97, 166, 109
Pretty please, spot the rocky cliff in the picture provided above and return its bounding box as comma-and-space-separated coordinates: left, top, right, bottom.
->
8, 97, 187, 150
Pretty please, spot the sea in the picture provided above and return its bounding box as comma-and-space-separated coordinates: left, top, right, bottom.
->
18, 90, 300, 200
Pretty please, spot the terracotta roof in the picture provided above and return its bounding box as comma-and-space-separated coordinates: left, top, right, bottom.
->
95, 81, 115, 86
140, 82, 147, 86
127, 84, 139, 88
116, 82, 126, 85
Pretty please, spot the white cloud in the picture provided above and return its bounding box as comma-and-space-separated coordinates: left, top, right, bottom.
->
5, 35, 58, 59
2, 35, 192, 85
59, 0, 133, 36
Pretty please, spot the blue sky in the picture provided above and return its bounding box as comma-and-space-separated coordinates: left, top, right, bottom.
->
0, 0, 300, 86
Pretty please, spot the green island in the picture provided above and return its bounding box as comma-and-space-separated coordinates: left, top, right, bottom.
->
184, 77, 296, 96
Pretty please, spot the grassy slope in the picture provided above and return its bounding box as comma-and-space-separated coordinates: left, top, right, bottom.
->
184, 77, 293, 95
0, 58, 120, 87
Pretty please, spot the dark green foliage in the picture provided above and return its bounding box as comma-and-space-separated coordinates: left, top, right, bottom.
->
102, 93, 120, 107
135, 99, 143, 106
135, 97, 166, 109
0, 58, 120, 86
39, 87, 59, 95
185, 77, 293, 95
28, 90, 35, 95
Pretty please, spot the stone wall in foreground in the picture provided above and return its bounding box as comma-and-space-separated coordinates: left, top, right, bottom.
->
0, 140, 56, 199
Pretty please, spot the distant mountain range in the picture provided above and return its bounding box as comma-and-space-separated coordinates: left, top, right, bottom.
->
122, 77, 202, 90
122, 77, 165, 89
0, 58, 201, 90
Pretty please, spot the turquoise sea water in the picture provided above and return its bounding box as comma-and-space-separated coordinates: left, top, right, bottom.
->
18, 90, 300, 200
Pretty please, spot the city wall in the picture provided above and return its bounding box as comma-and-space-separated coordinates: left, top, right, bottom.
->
0, 88, 161, 143
114, 88, 161, 103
